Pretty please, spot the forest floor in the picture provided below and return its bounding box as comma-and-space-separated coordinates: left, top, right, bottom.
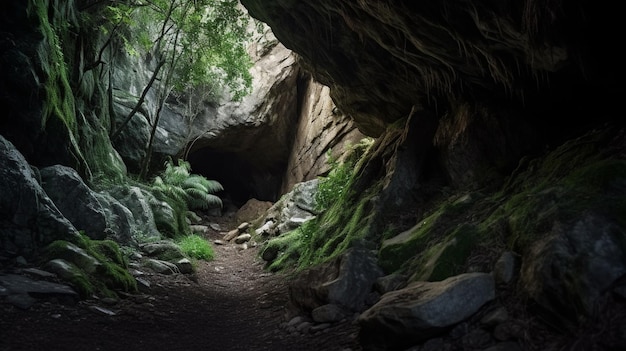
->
0, 214, 361, 351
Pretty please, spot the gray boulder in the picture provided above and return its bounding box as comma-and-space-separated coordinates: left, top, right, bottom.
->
108, 186, 162, 241
94, 192, 137, 246
40, 165, 108, 240
0, 136, 79, 258
259, 179, 320, 236
358, 272, 495, 350
521, 213, 626, 322
289, 246, 384, 313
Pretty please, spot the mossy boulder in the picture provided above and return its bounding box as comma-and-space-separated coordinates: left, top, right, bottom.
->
41, 235, 137, 298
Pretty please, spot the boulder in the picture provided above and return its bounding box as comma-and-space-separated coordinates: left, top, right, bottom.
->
358, 272, 496, 350
108, 186, 162, 241
521, 214, 626, 322
40, 165, 108, 240
258, 179, 320, 236
0, 136, 79, 258
289, 246, 383, 313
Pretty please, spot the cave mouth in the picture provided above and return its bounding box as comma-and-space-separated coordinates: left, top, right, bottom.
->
187, 148, 283, 208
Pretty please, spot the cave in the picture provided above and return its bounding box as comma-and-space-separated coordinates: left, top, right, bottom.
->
187, 148, 284, 207
2, 0, 626, 350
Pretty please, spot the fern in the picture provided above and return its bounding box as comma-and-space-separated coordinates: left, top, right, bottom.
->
151, 158, 223, 211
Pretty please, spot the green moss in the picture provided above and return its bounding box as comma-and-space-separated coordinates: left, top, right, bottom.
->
378, 219, 434, 273
28, 0, 77, 132
61, 263, 95, 297
264, 230, 304, 272
487, 130, 626, 253
413, 224, 480, 281
42, 233, 137, 298
378, 193, 480, 274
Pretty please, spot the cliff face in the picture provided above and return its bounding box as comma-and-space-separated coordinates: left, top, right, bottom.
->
241, 2, 626, 349
240, 0, 620, 138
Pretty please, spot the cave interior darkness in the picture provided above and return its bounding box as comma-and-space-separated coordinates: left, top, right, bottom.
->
186, 148, 284, 208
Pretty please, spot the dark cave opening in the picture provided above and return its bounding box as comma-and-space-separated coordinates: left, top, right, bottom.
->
187, 148, 283, 208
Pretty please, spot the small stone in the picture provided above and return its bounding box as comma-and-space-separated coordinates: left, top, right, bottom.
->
6, 294, 37, 310
287, 316, 307, 326
493, 321, 525, 341
209, 223, 221, 231
189, 225, 208, 234
88, 305, 116, 316
297, 321, 312, 333
480, 306, 509, 327
237, 222, 250, 231
213, 239, 227, 245
493, 251, 519, 285
234, 233, 252, 244
176, 258, 194, 274
310, 323, 331, 333
15, 256, 28, 266
223, 229, 239, 241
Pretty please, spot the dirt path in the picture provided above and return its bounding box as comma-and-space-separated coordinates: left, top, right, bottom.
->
0, 217, 361, 351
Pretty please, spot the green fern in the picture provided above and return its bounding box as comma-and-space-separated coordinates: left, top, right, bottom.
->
152, 158, 223, 211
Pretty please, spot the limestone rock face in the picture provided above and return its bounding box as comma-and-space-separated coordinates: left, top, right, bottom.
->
185, 27, 299, 202
0, 136, 79, 258
281, 78, 365, 194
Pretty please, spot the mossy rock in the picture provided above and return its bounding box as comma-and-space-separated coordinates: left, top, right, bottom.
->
42, 235, 137, 298
378, 194, 477, 274
411, 224, 480, 282
43, 258, 95, 297
378, 220, 433, 274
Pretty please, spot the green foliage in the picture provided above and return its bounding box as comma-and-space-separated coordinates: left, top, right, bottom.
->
316, 150, 354, 212
103, 0, 253, 100
151, 158, 224, 211
264, 229, 305, 272
177, 234, 215, 261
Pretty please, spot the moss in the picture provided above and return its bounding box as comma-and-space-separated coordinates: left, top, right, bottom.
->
378, 217, 435, 273
486, 129, 626, 254
42, 233, 137, 298
62, 264, 95, 297
378, 193, 480, 274
413, 224, 480, 282
264, 230, 303, 272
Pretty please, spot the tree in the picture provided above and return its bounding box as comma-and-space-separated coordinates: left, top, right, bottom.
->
100, 0, 253, 178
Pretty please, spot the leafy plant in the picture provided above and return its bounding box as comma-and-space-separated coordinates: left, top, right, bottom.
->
177, 234, 214, 261
315, 150, 353, 212
151, 158, 224, 211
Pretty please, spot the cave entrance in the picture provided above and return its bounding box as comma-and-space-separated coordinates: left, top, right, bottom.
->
186, 148, 282, 208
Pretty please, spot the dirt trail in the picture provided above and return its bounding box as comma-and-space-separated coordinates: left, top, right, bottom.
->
0, 217, 360, 351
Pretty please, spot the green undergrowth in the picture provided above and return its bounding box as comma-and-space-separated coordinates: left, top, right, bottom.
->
262, 139, 376, 272
177, 234, 214, 261
42, 232, 137, 298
